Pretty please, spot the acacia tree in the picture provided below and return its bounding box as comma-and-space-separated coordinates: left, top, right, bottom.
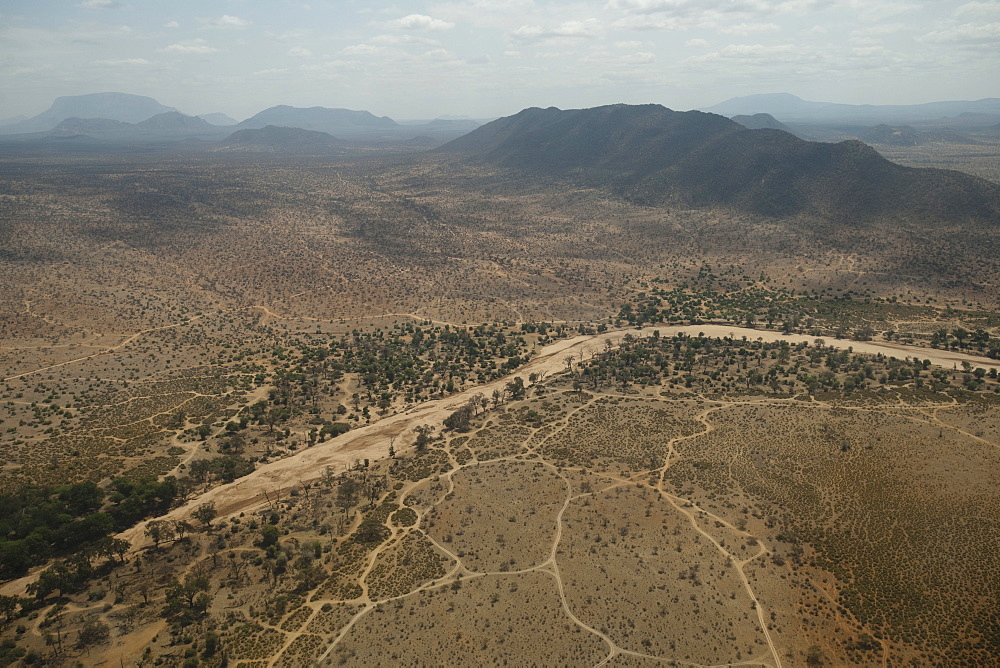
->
192, 502, 217, 529
413, 425, 434, 451
444, 405, 473, 432
336, 477, 361, 515
144, 520, 174, 548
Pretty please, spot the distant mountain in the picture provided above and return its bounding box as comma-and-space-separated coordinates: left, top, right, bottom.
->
237, 105, 397, 137
0, 93, 177, 135
8, 112, 229, 144
219, 125, 343, 153
197, 113, 238, 126
53, 117, 137, 136
137, 111, 216, 132
921, 112, 1000, 128
704, 93, 1000, 126
439, 103, 1000, 224
730, 113, 812, 140
731, 113, 792, 132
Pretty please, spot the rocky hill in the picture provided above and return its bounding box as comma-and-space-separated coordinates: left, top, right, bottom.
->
440, 103, 1000, 224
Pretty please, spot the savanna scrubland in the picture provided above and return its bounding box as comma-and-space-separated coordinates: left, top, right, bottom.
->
0, 143, 998, 666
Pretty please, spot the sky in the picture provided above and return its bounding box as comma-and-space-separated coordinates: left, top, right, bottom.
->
1, 0, 998, 122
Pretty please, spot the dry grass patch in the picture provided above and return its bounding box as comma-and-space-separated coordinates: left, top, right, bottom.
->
540, 398, 702, 471
364, 531, 452, 600
423, 460, 566, 572
330, 571, 607, 666
669, 402, 1000, 664
558, 483, 769, 664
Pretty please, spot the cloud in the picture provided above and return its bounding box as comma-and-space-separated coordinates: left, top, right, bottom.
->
200, 15, 251, 29
720, 21, 780, 34
922, 22, 1000, 44
389, 14, 455, 31
422, 48, 456, 61
512, 19, 603, 43
956, 1, 1000, 19
615, 40, 643, 48
253, 68, 288, 76
371, 33, 440, 46
718, 43, 802, 58
161, 39, 218, 54
835, 0, 916, 21
623, 51, 656, 63
341, 44, 382, 56
685, 38, 710, 47
96, 58, 151, 65
606, 0, 824, 16
687, 42, 814, 67
288, 46, 312, 57
79, 0, 120, 8
7, 65, 54, 77
164, 21, 180, 29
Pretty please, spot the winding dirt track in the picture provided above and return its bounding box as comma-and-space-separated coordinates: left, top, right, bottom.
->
2, 325, 996, 599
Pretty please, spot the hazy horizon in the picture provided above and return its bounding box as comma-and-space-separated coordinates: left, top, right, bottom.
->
2, 0, 998, 122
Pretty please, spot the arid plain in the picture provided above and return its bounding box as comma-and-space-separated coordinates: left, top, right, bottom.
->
0, 141, 999, 667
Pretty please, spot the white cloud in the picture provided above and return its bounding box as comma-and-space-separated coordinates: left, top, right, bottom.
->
288, 46, 312, 57
389, 14, 455, 31
422, 48, 455, 60
161, 39, 218, 54
615, 40, 643, 48
371, 33, 440, 46
623, 51, 656, 63
253, 68, 288, 76
79, 0, 120, 9
956, 1, 1000, 19
200, 15, 251, 29
685, 38, 710, 47
687, 42, 814, 66
607, 0, 824, 16
512, 19, 603, 43
341, 44, 382, 56
922, 21, 1000, 43
7, 65, 54, 77
164, 20, 180, 29
835, 0, 916, 21
719, 43, 801, 58
96, 58, 151, 65
720, 21, 780, 35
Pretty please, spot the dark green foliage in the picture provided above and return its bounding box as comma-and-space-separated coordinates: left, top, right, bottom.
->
107, 476, 178, 527
258, 524, 280, 548
444, 405, 473, 432
187, 455, 254, 484
0, 639, 26, 667
0, 478, 174, 578
320, 422, 351, 438
354, 517, 389, 544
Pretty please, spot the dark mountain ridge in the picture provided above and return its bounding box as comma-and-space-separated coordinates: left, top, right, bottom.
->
439, 103, 1000, 224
